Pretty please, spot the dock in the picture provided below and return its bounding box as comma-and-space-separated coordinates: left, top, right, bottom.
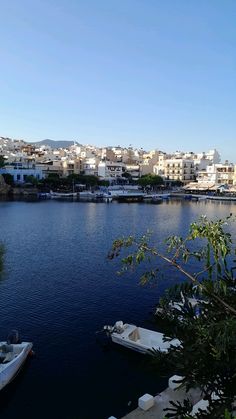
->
121, 375, 202, 419
120, 379, 202, 419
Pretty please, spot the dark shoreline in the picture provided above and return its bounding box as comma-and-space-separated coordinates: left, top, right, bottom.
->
1, 193, 236, 203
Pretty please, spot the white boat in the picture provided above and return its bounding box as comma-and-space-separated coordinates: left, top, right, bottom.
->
79, 191, 94, 198
104, 321, 180, 354
50, 190, 77, 199
78, 191, 99, 199
102, 193, 112, 203
78, 191, 112, 202
0, 332, 33, 390
161, 193, 170, 199
155, 294, 205, 318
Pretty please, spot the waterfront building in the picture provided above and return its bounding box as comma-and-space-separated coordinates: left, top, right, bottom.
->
0, 167, 45, 183
98, 161, 125, 179
61, 158, 82, 177
197, 163, 235, 187
125, 164, 140, 179
82, 157, 99, 176
154, 157, 195, 184
152, 149, 221, 184
153, 153, 169, 177
36, 161, 63, 178
139, 150, 160, 175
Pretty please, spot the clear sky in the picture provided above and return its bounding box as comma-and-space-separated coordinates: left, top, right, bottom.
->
1, 0, 235, 161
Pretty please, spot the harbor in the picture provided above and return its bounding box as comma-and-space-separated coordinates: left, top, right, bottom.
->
12, 190, 236, 204
0, 199, 236, 419
0, 0, 235, 415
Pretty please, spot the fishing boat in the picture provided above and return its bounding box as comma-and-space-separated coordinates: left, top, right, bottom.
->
0, 331, 33, 391
50, 190, 77, 199
103, 321, 180, 354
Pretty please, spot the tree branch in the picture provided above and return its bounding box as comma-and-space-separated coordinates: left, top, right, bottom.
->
141, 244, 236, 316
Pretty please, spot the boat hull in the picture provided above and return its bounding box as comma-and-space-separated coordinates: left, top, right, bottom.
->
0, 342, 33, 390
50, 192, 77, 199
109, 323, 180, 354
111, 334, 149, 354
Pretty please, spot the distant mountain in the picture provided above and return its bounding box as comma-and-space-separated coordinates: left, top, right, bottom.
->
28, 139, 82, 149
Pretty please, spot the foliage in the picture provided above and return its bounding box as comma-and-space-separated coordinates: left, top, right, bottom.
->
0, 155, 6, 168
137, 174, 163, 188
67, 173, 99, 186
98, 179, 110, 187
109, 215, 236, 418
122, 171, 132, 179
79, 175, 98, 187
25, 175, 39, 186
171, 180, 183, 187
39, 173, 101, 191
39, 174, 61, 190
1, 173, 14, 186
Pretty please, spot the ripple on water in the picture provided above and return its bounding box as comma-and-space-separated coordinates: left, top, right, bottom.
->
0, 200, 235, 419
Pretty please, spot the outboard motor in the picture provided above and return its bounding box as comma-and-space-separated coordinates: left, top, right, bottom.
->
103, 325, 114, 334
114, 321, 124, 333
7, 330, 20, 344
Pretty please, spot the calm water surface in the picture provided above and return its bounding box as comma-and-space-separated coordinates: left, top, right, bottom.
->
0, 199, 235, 419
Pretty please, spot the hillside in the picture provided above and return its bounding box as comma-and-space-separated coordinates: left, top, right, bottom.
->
28, 139, 82, 149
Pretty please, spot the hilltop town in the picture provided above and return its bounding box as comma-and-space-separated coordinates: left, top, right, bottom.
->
0, 136, 235, 192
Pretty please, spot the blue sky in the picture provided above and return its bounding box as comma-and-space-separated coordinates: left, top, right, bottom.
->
0, 0, 235, 161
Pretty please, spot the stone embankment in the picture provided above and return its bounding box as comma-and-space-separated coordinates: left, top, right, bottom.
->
0, 175, 39, 198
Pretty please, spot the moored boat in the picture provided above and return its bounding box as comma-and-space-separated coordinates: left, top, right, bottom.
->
78, 191, 112, 202
102, 193, 112, 203
115, 193, 145, 203
103, 321, 180, 354
0, 331, 33, 391
50, 190, 77, 199
155, 293, 205, 319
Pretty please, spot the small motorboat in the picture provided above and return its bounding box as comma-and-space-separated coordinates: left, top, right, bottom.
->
103, 321, 180, 354
155, 293, 206, 319
0, 330, 33, 391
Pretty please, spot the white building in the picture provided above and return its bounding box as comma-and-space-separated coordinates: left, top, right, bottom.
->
125, 164, 140, 179
197, 163, 235, 187
82, 157, 99, 176
0, 167, 45, 183
98, 161, 125, 179
165, 159, 195, 183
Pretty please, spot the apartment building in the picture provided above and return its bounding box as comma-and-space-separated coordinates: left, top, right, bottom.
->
100, 148, 117, 162
82, 157, 99, 176
125, 164, 140, 179
98, 161, 125, 179
164, 159, 195, 183
197, 163, 235, 187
